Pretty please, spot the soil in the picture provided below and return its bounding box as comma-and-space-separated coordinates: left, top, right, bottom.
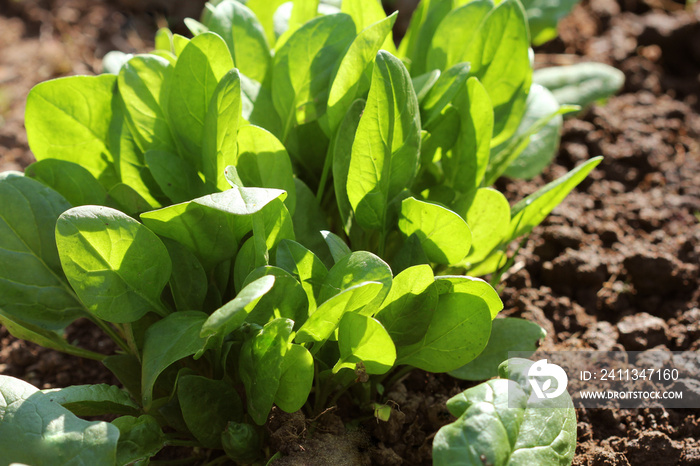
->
0, 0, 699, 465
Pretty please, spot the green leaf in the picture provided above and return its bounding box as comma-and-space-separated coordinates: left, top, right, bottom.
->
140, 186, 286, 270
242, 266, 309, 327
118, 54, 176, 154
402, 0, 454, 76
166, 32, 233, 160
290, 178, 333, 266
335, 312, 396, 374
332, 98, 366, 234
326, 12, 397, 134
533, 62, 625, 108
319, 251, 392, 306
398, 197, 472, 265
449, 318, 546, 380
434, 275, 503, 319
272, 14, 356, 138
178, 375, 243, 448
522, 0, 580, 45
275, 344, 314, 413
508, 156, 603, 240
321, 230, 352, 264
42, 384, 140, 416
396, 292, 492, 372
25, 75, 119, 188
199, 276, 275, 357
246, 0, 288, 46
141, 311, 208, 408
433, 358, 576, 465
0, 173, 83, 330
457, 188, 511, 265
275, 239, 328, 313
222, 422, 263, 463
412, 70, 441, 103
112, 415, 165, 465
347, 51, 421, 231
56, 206, 172, 323
295, 281, 384, 344
341, 0, 396, 52
462, 0, 532, 146
0, 375, 119, 465
421, 62, 471, 127
145, 150, 208, 203
162, 238, 208, 312
202, 68, 243, 192
25, 159, 109, 207
375, 264, 438, 346
103, 354, 142, 399
501, 84, 564, 179
236, 125, 297, 214
240, 318, 294, 425
155, 27, 174, 52
204, 0, 272, 82
426, 0, 493, 73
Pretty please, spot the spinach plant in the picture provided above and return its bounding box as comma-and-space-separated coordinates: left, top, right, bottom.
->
0, 0, 608, 463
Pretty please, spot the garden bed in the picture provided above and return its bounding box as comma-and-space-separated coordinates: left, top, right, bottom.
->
0, 0, 698, 464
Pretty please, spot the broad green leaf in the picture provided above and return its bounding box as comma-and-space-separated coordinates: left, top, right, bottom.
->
242, 266, 309, 327
508, 156, 603, 239
457, 188, 510, 265
433, 358, 576, 465
321, 230, 352, 264
246, 0, 288, 46
426, 0, 493, 73
412, 70, 441, 102
56, 206, 172, 323
26, 159, 109, 207
398, 197, 472, 265
295, 281, 384, 344
118, 54, 176, 154
335, 313, 396, 374
340, 0, 392, 44
145, 150, 208, 203
240, 318, 294, 425
202, 69, 243, 192
172, 34, 190, 56
347, 51, 421, 231
42, 384, 140, 416
154, 27, 174, 52
391, 233, 430, 273
396, 292, 491, 372
206, 0, 272, 82
112, 415, 165, 465
533, 62, 625, 108
275, 344, 314, 413
140, 186, 286, 269
332, 98, 365, 234
141, 311, 208, 408
403, 0, 454, 76
421, 62, 471, 127
326, 12, 397, 134
166, 32, 233, 160
275, 239, 328, 313
103, 354, 142, 399
272, 14, 356, 139
0, 173, 83, 330
319, 251, 392, 306
0, 375, 119, 465
290, 178, 333, 266
185, 17, 208, 36
444, 77, 493, 195
25, 75, 118, 187
287, 0, 321, 38
221, 422, 263, 463
522, 0, 580, 45
462, 0, 532, 146
236, 125, 297, 214
178, 375, 243, 448
162, 238, 208, 312
199, 276, 275, 357
434, 275, 503, 319
449, 318, 546, 380
375, 264, 438, 346
502, 84, 563, 179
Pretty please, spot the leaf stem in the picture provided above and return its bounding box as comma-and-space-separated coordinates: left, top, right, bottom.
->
60, 344, 107, 361
89, 317, 130, 354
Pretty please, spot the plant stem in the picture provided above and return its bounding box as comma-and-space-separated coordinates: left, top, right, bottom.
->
89, 317, 130, 353
61, 344, 107, 361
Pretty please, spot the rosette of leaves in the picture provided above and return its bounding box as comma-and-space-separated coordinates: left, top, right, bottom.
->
0, 0, 606, 463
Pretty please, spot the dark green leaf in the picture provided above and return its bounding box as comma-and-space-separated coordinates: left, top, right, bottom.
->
112, 415, 165, 465
25, 159, 109, 207
42, 384, 140, 416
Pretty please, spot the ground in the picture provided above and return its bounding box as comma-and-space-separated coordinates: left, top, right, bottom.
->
0, 0, 698, 464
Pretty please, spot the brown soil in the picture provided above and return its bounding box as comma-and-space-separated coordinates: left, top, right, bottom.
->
0, 0, 699, 465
